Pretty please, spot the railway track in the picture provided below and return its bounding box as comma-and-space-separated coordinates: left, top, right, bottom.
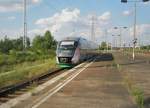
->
0, 55, 107, 105
0, 68, 66, 104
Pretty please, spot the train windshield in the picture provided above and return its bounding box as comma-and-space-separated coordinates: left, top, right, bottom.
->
59, 41, 77, 50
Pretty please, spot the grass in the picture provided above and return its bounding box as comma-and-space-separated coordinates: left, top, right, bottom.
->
0, 58, 58, 88
29, 82, 39, 96
0, 50, 56, 73
0, 59, 49, 74
113, 56, 144, 108
122, 69, 144, 108
131, 87, 144, 108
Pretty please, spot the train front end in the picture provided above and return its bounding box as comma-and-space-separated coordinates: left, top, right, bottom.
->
56, 40, 80, 68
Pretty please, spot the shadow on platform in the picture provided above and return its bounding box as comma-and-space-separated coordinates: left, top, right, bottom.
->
75, 54, 148, 69
144, 97, 150, 108
94, 53, 114, 62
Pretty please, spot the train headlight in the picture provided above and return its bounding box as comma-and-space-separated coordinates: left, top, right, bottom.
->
56, 57, 59, 63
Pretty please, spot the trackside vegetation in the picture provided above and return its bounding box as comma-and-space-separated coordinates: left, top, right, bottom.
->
0, 30, 58, 88
99, 42, 111, 50
0, 58, 57, 88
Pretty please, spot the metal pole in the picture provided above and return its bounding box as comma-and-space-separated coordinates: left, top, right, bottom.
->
133, 2, 137, 60
112, 35, 115, 50
119, 28, 122, 50
91, 15, 95, 42
116, 36, 118, 49
105, 29, 108, 52
114, 36, 116, 49
23, 0, 27, 50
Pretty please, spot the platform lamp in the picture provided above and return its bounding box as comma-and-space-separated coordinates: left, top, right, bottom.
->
121, 0, 149, 60
114, 26, 127, 50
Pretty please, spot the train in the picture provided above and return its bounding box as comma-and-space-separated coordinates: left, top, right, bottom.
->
56, 37, 99, 67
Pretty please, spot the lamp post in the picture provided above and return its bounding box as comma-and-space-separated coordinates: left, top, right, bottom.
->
114, 26, 127, 50
112, 35, 115, 49
112, 34, 121, 50
105, 29, 109, 52
112, 35, 117, 50
121, 0, 149, 60
101, 28, 109, 52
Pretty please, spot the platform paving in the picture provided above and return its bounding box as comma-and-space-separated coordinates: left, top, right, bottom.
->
114, 52, 150, 108
32, 55, 136, 108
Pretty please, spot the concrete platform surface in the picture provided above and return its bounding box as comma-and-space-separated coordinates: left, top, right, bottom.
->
27, 55, 136, 108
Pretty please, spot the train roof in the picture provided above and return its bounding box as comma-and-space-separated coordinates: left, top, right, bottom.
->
59, 36, 99, 49
61, 37, 87, 42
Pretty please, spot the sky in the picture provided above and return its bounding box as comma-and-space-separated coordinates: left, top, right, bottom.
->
0, 0, 150, 46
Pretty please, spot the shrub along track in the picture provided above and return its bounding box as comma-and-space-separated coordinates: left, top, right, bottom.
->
0, 68, 67, 104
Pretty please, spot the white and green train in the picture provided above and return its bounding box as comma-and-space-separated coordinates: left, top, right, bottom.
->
56, 37, 98, 67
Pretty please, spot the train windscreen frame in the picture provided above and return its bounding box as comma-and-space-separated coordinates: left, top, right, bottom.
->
59, 41, 78, 50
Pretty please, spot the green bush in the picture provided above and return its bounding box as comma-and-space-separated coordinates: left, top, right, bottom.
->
0, 49, 56, 68
0, 54, 7, 66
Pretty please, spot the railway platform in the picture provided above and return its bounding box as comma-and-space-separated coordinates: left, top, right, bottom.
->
12, 54, 136, 108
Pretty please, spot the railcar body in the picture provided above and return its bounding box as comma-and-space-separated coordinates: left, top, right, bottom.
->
56, 37, 98, 67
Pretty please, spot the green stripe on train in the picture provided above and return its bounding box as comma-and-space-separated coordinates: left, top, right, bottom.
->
58, 63, 74, 68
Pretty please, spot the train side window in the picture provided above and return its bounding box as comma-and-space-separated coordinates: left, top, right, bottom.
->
78, 41, 81, 48
74, 41, 78, 47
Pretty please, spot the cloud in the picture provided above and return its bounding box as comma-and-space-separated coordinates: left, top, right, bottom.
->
0, 8, 111, 43
8, 16, 16, 20
112, 24, 150, 46
0, 3, 23, 12
32, 0, 41, 4
0, 28, 22, 40
105, 24, 150, 46
97, 11, 112, 26
98, 11, 111, 21
143, 1, 150, 5
122, 10, 133, 16
30, 9, 112, 41
31, 8, 81, 40
35, 8, 80, 29
129, 24, 150, 36
0, 0, 41, 12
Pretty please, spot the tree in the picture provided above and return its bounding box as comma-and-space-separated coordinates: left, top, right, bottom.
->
44, 30, 54, 49
32, 35, 45, 50
99, 42, 107, 50
32, 30, 57, 51
25, 37, 30, 48
12, 37, 23, 51
0, 36, 13, 53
